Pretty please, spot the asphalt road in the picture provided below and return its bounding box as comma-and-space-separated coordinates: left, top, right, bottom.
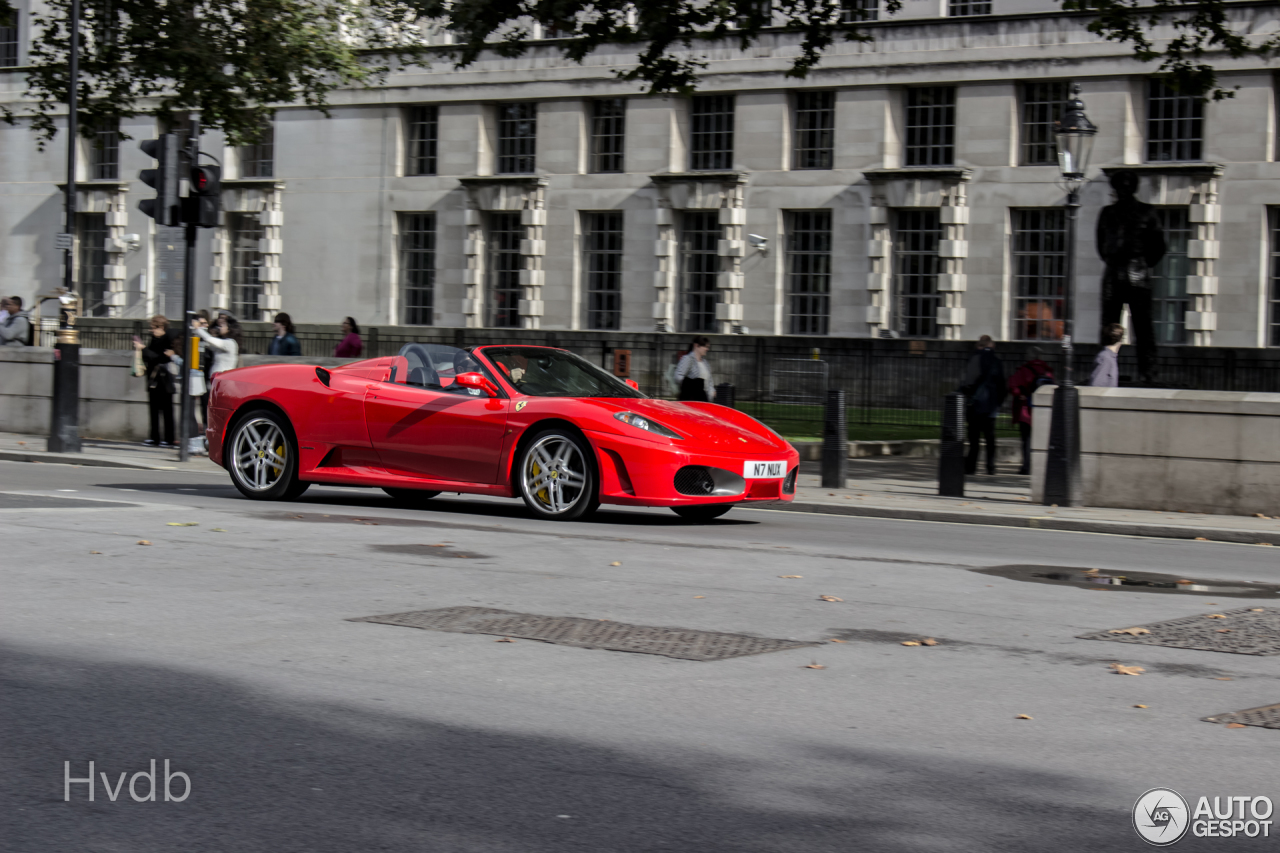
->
4, 459, 1280, 852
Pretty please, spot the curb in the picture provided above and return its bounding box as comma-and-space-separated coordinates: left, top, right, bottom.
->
0, 449, 199, 471
746, 499, 1277, 545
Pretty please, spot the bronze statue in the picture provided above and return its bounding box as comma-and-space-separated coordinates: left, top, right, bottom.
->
1096, 170, 1166, 384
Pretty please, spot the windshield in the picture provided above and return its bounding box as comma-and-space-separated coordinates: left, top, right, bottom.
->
482, 347, 646, 399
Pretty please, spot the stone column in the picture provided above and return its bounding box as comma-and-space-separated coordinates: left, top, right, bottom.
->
209, 227, 230, 310
101, 186, 130, 317
518, 184, 547, 330
462, 204, 484, 329
716, 178, 747, 334
652, 203, 676, 333
936, 182, 969, 341
1186, 177, 1221, 347
256, 184, 286, 321
866, 198, 890, 336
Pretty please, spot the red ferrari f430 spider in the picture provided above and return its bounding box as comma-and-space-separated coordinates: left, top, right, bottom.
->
207, 344, 798, 521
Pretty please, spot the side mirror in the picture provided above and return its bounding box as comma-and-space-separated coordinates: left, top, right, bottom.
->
625, 379, 639, 390
455, 372, 500, 398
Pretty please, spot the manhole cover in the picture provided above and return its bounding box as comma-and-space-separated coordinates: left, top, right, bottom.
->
1203, 704, 1280, 729
349, 606, 819, 661
1078, 607, 1280, 655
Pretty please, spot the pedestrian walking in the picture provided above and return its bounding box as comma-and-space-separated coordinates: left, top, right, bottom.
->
961, 335, 1007, 476
268, 312, 301, 356
675, 336, 716, 402
1008, 346, 1056, 475
135, 315, 176, 447
1090, 323, 1124, 387
0, 296, 31, 347
334, 317, 363, 357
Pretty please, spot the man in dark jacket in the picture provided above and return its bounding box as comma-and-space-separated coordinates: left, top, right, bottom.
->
961, 335, 1007, 476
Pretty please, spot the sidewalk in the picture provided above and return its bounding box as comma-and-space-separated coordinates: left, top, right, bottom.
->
0, 433, 224, 473
2, 431, 1277, 545
768, 458, 1280, 546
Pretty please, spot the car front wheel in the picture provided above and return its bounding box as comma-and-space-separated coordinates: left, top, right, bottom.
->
517, 429, 599, 521
227, 410, 309, 501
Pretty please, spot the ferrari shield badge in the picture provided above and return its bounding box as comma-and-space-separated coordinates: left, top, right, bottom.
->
515, 401, 527, 412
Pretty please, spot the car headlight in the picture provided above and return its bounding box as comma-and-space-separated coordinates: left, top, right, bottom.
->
615, 411, 683, 440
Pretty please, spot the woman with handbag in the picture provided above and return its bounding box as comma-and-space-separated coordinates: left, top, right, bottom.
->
674, 336, 716, 402
134, 315, 176, 447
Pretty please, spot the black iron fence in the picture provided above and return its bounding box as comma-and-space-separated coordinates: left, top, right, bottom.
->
71, 319, 1280, 441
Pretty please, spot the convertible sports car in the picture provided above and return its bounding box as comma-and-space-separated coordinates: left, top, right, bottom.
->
207, 343, 798, 521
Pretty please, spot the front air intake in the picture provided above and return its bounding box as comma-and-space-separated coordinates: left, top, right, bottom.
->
674, 466, 716, 496
783, 467, 797, 495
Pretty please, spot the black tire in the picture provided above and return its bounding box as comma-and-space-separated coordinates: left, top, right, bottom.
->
672, 505, 733, 522
226, 409, 306, 501
383, 487, 442, 503
516, 427, 600, 521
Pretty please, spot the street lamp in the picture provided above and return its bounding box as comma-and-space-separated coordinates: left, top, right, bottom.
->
1042, 84, 1097, 507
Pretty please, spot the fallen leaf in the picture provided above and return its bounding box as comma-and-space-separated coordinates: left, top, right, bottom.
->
1216, 629, 1232, 633
1014, 714, 1033, 720
921, 638, 939, 646
609, 561, 622, 566
166, 522, 199, 527
1176, 579, 1193, 584
828, 493, 836, 496
17, 441, 25, 445
136, 540, 151, 546
1214, 677, 1234, 681
89, 550, 102, 555
901, 640, 921, 646
430, 544, 449, 547
1206, 614, 1227, 619
818, 595, 844, 602
1109, 663, 1145, 676
290, 515, 304, 519
1250, 608, 1265, 612
802, 663, 826, 669
1134, 704, 1148, 709
1195, 537, 1209, 541
1256, 513, 1270, 519
828, 638, 847, 643
210, 528, 227, 533
693, 595, 705, 599
1109, 627, 1152, 636
1258, 543, 1274, 547
1226, 723, 1248, 729
495, 637, 514, 643
1082, 568, 1100, 574
778, 575, 803, 579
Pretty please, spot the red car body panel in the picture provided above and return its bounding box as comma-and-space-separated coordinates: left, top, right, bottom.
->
208, 346, 798, 508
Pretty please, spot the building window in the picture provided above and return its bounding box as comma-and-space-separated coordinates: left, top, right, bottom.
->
893, 210, 942, 338
77, 213, 108, 317
792, 91, 835, 170
1151, 207, 1191, 344
680, 211, 721, 332
497, 103, 537, 174
905, 87, 955, 167
229, 213, 264, 319
487, 212, 524, 327
1147, 79, 1203, 162
1021, 81, 1069, 166
89, 120, 119, 180
406, 106, 438, 176
690, 95, 735, 171
787, 211, 832, 335
240, 122, 274, 179
948, 0, 991, 15
581, 212, 624, 330
0, 10, 17, 67
1011, 209, 1067, 341
589, 99, 625, 173
400, 213, 435, 325
1271, 210, 1280, 346
840, 0, 879, 22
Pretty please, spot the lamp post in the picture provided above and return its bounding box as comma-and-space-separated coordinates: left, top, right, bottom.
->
49, 0, 82, 454
1042, 84, 1097, 507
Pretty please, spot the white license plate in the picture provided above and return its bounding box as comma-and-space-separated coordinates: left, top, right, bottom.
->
744, 460, 785, 479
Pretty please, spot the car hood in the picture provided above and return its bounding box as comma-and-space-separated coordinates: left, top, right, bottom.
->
594, 398, 789, 453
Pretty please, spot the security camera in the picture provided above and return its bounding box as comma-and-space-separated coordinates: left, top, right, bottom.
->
747, 234, 768, 253
122, 234, 142, 252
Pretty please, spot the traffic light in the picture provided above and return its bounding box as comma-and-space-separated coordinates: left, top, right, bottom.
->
185, 164, 222, 228
138, 134, 181, 226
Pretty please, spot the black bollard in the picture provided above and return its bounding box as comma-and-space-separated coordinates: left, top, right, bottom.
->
821, 389, 847, 489
1042, 384, 1082, 506
714, 382, 735, 408
938, 391, 965, 497
48, 339, 82, 453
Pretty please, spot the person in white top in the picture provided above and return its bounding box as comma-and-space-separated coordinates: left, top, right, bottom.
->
674, 336, 716, 402
196, 313, 241, 376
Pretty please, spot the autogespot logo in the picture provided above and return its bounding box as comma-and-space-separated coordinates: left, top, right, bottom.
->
1133, 788, 1190, 846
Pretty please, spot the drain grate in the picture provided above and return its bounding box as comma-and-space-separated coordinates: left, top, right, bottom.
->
348, 606, 819, 661
1078, 607, 1280, 655
1203, 704, 1280, 729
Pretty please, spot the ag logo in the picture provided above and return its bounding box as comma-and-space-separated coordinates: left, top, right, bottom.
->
515, 401, 527, 412
1134, 788, 1190, 846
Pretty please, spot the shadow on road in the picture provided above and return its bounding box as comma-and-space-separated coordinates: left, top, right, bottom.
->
3, 643, 1140, 852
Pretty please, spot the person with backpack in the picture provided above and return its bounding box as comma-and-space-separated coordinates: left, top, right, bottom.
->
960, 335, 1007, 476
0, 296, 31, 347
1008, 346, 1056, 475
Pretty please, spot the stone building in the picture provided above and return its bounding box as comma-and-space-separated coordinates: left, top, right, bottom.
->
1, 0, 1278, 347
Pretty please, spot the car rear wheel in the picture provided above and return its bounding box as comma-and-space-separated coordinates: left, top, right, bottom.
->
383, 487, 442, 503
672, 505, 733, 522
517, 429, 599, 521
227, 410, 309, 501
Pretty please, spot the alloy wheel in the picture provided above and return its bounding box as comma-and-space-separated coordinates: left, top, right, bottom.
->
521, 434, 588, 515
232, 417, 289, 492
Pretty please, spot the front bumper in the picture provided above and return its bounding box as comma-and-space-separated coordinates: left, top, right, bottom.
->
584, 429, 798, 507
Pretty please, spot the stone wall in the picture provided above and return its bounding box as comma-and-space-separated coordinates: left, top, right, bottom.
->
0, 348, 153, 440
1030, 387, 1280, 516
